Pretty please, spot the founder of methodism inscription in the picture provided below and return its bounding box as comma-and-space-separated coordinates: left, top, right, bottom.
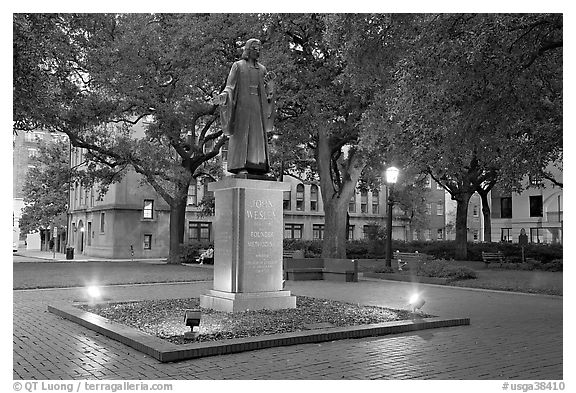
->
214, 38, 276, 175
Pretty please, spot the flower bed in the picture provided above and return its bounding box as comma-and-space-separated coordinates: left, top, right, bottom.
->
78, 296, 429, 345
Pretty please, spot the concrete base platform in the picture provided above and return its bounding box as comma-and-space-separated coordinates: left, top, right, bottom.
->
200, 289, 297, 312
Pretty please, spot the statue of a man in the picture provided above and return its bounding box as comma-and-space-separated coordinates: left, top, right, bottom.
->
214, 38, 276, 175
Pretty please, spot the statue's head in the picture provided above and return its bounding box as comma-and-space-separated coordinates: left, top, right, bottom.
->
241, 38, 261, 60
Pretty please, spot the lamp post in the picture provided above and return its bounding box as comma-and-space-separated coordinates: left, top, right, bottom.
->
385, 166, 399, 267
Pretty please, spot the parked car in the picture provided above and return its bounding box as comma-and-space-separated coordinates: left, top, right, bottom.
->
13, 242, 18, 252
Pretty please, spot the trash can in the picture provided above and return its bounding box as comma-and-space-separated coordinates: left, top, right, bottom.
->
66, 247, 74, 260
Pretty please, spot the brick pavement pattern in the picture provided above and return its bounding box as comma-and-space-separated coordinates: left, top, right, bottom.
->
13, 279, 562, 380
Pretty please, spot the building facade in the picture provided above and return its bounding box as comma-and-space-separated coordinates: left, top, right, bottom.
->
490, 166, 562, 244
13, 130, 69, 251
67, 161, 446, 258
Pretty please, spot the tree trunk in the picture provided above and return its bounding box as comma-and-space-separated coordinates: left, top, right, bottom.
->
479, 190, 492, 242
167, 190, 188, 264
315, 126, 365, 259
322, 198, 349, 258
454, 192, 473, 260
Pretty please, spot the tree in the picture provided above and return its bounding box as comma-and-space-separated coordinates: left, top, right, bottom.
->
19, 140, 70, 236
355, 14, 562, 258
14, 13, 269, 262
264, 14, 414, 258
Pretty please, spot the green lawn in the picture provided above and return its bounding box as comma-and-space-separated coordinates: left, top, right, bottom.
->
13, 259, 562, 296
13, 261, 213, 289
450, 268, 562, 296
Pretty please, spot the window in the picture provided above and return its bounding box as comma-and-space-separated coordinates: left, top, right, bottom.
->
296, 184, 305, 211
203, 178, 214, 200
313, 224, 324, 240
310, 185, 318, 211
74, 183, 79, 206
425, 203, 432, 215
221, 140, 229, 161
425, 176, 432, 188
24, 132, 35, 142
501, 228, 512, 243
203, 139, 215, 154
87, 222, 92, 246
437, 228, 444, 240
529, 195, 543, 217
188, 179, 197, 205
100, 213, 105, 233
472, 230, 479, 241
425, 229, 432, 241
144, 234, 152, 250
372, 190, 380, 214
284, 224, 303, 239
501, 197, 512, 218
143, 200, 154, 219
348, 193, 357, 213
529, 175, 543, 187
84, 189, 89, 206
436, 202, 444, 216
283, 190, 291, 210
189, 222, 211, 241
90, 188, 94, 207
27, 148, 38, 158
530, 228, 543, 243
347, 225, 355, 240
360, 190, 368, 213
363, 225, 379, 239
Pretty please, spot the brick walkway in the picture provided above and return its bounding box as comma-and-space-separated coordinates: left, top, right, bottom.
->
13, 279, 562, 380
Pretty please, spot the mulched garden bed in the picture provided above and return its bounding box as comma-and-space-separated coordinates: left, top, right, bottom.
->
78, 296, 430, 345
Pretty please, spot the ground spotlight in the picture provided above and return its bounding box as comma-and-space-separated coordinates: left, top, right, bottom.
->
85, 286, 102, 302
183, 309, 202, 339
408, 293, 426, 313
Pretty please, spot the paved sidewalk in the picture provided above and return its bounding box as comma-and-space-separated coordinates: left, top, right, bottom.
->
13, 277, 562, 380
14, 249, 167, 264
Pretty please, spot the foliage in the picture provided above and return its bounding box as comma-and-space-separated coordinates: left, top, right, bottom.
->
19, 140, 70, 234
170, 241, 213, 264
416, 260, 478, 281
283, 239, 323, 258
284, 239, 562, 269
13, 14, 264, 259
336, 14, 562, 259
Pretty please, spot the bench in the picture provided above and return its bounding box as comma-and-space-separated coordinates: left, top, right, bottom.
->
283, 249, 305, 259
393, 251, 430, 271
283, 258, 358, 282
482, 251, 505, 266
284, 258, 324, 281
323, 258, 359, 282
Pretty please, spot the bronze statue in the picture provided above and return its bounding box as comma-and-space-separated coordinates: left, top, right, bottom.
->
214, 38, 276, 175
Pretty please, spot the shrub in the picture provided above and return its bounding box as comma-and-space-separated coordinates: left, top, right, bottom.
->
374, 266, 395, 274
173, 241, 213, 264
417, 260, 477, 281
282, 239, 562, 270
283, 239, 323, 257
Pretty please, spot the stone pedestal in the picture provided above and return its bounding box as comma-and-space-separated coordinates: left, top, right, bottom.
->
200, 177, 296, 312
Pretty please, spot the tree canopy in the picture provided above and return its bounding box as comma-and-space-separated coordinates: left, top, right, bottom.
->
19, 140, 70, 234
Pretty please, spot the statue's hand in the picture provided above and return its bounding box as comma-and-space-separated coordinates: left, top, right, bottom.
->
211, 92, 227, 106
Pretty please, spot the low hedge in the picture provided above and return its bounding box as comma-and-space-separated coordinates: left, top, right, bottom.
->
283, 239, 562, 270
170, 241, 213, 264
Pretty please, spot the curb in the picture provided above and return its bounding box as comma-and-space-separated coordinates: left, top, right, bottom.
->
48, 302, 470, 363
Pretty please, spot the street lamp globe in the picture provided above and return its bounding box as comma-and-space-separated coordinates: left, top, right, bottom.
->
386, 166, 399, 184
